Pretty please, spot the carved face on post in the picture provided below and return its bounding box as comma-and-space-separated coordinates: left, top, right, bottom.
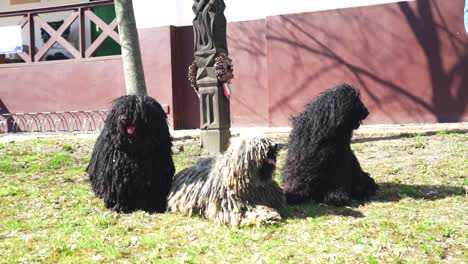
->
193, 0, 214, 52
190, 0, 232, 86
192, 0, 228, 53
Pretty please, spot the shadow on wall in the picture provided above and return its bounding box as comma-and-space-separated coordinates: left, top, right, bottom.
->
227, 20, 269, 127
398, 0, 468, 122
267, 0, 467, 124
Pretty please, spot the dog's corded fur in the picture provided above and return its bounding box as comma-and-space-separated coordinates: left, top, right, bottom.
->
282, 83, 378, 206
168, 136, 284, 227
87, 95, 174, 213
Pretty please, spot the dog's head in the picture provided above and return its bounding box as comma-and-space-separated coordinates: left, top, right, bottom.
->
105, 95, 171, 152
315, 83, 369, 132
224, 136, 279, 190
336, 84, 369, 130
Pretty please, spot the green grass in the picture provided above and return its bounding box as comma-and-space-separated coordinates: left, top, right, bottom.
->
0, 133, 467, 263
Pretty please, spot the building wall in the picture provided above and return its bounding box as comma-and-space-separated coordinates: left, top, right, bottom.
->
1, 0, 467, 129
0, 57, 125, 113
179, 0, 468, 127
0, 26, 176, 125
264, 0, 468, 125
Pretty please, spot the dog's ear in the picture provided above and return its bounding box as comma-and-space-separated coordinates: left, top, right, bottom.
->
224, 143, 243, 186
223, 139, 253, 192
326, 97, 345, 130
224, 167, 238, 189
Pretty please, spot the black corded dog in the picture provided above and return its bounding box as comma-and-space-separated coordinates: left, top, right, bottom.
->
87, 95, 174, 212
282, 83, 378, 206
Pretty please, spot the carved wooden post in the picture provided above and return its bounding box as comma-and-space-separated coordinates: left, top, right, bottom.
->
189, 0, 233, 154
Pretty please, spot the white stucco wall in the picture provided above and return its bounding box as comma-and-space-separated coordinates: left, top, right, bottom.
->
1, 0, 414, 29
0, 0, 415, 55
133, 0, 414, 28
0, 0, 88, 12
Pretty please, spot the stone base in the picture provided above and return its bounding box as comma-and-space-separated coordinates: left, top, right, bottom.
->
201, 129, 231, 154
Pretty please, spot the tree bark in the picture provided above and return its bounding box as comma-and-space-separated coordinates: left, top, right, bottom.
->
114, 0, 147, 96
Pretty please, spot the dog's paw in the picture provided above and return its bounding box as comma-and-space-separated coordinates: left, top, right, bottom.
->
240, 205, 282, 227
285, 191, 308, 204
352, 174, 379, 200
323, 190, 351, 206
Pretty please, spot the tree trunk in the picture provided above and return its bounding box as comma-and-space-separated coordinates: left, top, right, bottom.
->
114, 0, 147, 96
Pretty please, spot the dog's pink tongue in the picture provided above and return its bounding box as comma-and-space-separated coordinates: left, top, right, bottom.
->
267, 158, 276, 165
127, 126, 135, 135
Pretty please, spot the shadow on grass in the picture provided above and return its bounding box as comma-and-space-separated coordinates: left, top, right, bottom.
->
280, 182, 465, 220
281, 202, 365, 220
373, 182, 466, 202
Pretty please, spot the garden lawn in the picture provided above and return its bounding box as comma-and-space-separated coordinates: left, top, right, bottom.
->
0, 132, 466, 263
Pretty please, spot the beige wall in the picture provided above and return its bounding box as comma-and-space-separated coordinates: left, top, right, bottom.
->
0, 0, 88, 12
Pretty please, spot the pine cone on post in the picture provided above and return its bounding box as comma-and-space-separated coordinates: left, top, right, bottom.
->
187, 61, 200, 97
214, 53, 234, 83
